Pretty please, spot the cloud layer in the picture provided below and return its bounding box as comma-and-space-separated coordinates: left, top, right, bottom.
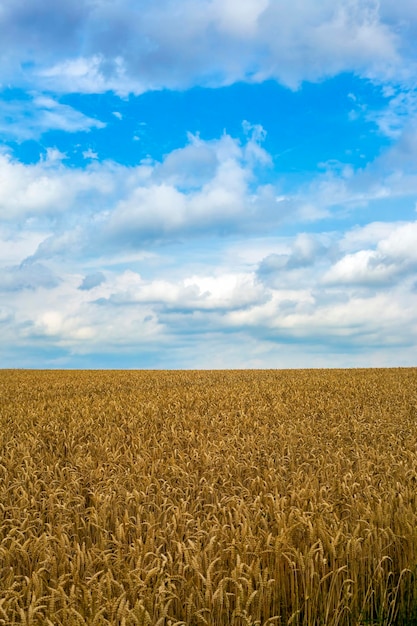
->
1, 0, 415, 94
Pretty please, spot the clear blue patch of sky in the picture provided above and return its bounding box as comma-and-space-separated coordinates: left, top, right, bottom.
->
3, 73, 392, 176
0, 344, 70, 368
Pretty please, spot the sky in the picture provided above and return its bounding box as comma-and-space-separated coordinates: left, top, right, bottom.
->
1, 0, 417, 369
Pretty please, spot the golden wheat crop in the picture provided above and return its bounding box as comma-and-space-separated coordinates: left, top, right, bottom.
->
1, 368, 417, 625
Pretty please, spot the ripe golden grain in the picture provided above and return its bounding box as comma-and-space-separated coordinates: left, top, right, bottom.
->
0, 369, 417, 624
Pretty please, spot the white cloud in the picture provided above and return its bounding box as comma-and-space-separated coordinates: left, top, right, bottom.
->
37, 55, 148, 96
44, 147, 67, 163
324, 221, 417, 286
0, 153, 118, 221
257, 234, 333, 292
0, 154, 73, 218
0, 0, 412, 94
0, 93, 105, 140
99, 269, 268, 312
340, 221, 402, 251
211, 0, 269, 36
30, 304, 97, 342
0, 228, 49, 265
324, 249, 394, 285
83, 148, 98, 160
254, 0, 399, 88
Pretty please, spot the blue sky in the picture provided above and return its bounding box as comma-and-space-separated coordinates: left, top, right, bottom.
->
1, 0, 417, 368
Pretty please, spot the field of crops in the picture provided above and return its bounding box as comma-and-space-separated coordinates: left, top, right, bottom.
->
1, 369, 417, 625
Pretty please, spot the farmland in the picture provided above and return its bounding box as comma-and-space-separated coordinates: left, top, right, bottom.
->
1, 368, 417, 625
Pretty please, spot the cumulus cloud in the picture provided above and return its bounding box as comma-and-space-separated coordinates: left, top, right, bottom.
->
258, 233, 331, 287
324, 221, 417, 285
0, 0, 412, 94
255, 219, 417, 295
96, 269, 269, 314
0, 153, 118, 221
340, 221, 402, 251
0, 154, 74, 219
101, 128, 276, 246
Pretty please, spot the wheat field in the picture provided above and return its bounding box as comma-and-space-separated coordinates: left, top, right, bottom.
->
1, 369, 417, 625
